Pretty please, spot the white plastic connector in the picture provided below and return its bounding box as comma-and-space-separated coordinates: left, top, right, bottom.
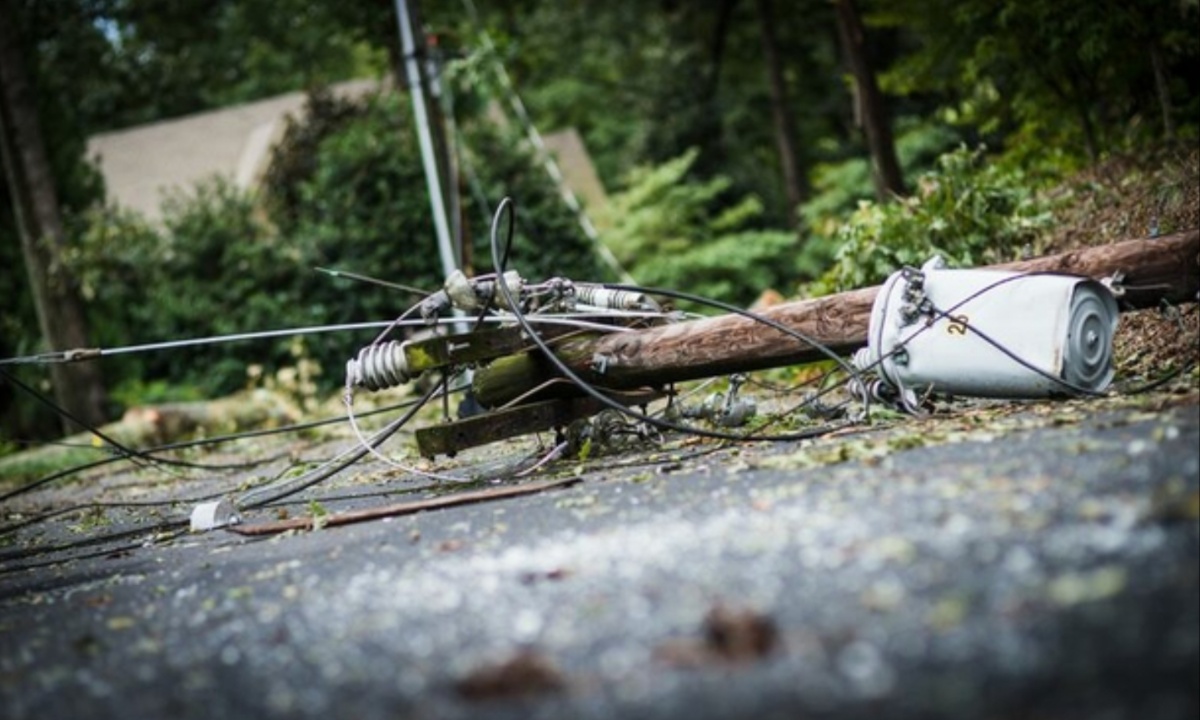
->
190, 499, 241, 532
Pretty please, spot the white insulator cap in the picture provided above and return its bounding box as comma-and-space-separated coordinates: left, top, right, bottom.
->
346, 341, 411, 391
494, 270, 525, 311
444, 269, 481, 311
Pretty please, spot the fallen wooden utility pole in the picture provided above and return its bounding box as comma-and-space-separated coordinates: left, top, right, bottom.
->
474, 230, 1198, 405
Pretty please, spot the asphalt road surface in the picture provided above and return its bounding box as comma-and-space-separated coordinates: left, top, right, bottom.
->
2, 394, 1197, 720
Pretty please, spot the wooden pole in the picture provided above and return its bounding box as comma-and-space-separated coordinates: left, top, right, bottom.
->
473, 230, 1198, 405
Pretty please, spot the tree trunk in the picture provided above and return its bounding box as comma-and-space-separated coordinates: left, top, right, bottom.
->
755, 0, 806, 226
833, 0, 904, 200
0, 0, 108, 434
1149, 43, 1175, 142
708, 0, 739, 99
473, 230, 1199, 404
1065, 59, 1100, 162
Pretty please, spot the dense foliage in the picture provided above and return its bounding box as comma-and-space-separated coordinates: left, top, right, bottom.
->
604, 149, 826, 306
1, 0, 1197, 440
806, 146, 1055, 294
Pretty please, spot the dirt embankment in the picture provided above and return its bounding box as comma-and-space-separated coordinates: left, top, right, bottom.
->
1043, 145, 1199, 380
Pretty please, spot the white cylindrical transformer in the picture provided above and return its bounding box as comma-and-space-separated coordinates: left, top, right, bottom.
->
853, 257, 1119, 399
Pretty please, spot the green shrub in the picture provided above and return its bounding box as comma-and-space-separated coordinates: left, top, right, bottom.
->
806, 145, 1056, 295
604, 149, 819, 306
801, 119, 962, 238
68, 180, 289, 400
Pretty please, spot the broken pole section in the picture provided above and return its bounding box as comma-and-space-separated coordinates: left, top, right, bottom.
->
474, 230, 1198, 403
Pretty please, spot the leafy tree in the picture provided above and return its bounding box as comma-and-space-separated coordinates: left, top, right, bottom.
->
266, 89, 602, 290
755, 0, 808, 223
1, 0, 391, 439
604, 149, 826, 306
802, 118, 961, 236
876, 0, 1200, 160
834, 0, 905, 199
58, 0, 387, 131
1, 0, 108, 433
464, 1, 664, 189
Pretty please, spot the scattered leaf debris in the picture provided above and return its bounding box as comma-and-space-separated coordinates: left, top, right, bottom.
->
437, 539, 465, 553
704, 604, 781, 662
657, 603, 781, 667
519, 568, 572, 585
455, 648, 567, 700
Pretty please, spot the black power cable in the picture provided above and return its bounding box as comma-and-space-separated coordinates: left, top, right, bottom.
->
1, 367, 175, 477
924, 304, 1109, 397
0, 397, 432, 504
236, 380, 444, 509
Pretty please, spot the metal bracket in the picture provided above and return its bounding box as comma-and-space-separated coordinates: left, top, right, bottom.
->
1100, 271, 1127, 299
403, 327, 531, 374
403, 321, 600, 376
